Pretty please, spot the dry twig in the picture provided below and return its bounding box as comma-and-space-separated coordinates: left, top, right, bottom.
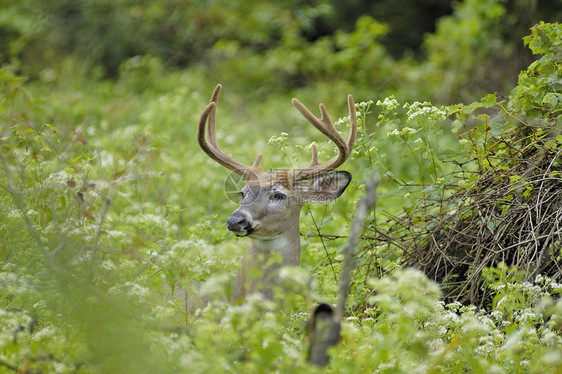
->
308, 178, 378, 366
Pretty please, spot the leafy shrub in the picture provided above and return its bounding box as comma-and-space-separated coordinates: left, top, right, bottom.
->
357, 22, 562, 307
414, 0, 562, 103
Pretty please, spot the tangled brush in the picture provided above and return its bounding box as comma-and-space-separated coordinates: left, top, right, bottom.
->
365, 122, 562, 307
348, 23, 562, 308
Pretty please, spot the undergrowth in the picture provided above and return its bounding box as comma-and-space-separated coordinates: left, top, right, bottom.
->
0, 22, 561, 373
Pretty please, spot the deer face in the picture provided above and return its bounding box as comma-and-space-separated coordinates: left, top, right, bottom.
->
197, 84, 357, 240
226, 171, 352, 239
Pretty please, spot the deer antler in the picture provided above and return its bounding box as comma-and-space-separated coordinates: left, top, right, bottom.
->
197, 85, 357, 183
288, 95, 357, 181
197, 84, 262, 177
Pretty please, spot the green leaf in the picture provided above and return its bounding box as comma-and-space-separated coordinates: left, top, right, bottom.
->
438, 149, 463, 160
489, 116, 514, 137
0, 67, 26, 83
481, 94, 497, 108
541, 92, 561, 110
474, 113, 490, 122
545, 140, 557, 150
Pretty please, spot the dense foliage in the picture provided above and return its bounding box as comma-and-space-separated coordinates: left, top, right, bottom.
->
0, 0, 561, 372
358, 21, 562, 306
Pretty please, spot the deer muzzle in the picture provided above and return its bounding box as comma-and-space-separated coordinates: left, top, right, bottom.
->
226, 211, 255, 237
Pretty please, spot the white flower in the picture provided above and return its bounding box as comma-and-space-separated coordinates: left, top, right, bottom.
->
376, 96, 399, 111
404, 101, 446, 121
357, 100, 374, 111
387, 127, 418, 138
100, 260, 116, 271
7, 208, 21, 218
98, 150, 115, 167
45, 170, 74, 185
124, 282, 149, 297
550, 282, 562, 292
490, 310, 503, 321
32, 326, 56, 342
268, 132, 288, 145
387, 129, 400, 137
402, 127, 418, 135
541, 330, 561, 346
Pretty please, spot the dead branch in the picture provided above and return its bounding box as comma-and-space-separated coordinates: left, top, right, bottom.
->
308, 178, 378, 366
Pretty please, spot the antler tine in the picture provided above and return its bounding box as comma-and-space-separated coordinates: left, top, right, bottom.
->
206, 84, 221, 148
289, 95, 358, 181
347, 94, 358, 153
308, 144, 319, 168
197, 84, 255, 176
292, 99, 348, 152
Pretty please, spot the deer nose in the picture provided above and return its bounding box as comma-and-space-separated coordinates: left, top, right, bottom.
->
226, 212, 250, 232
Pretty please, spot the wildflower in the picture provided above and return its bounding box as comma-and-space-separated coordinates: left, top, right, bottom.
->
32, 326, 56, 342
268, 132, 288, 145
46, 169, 75, 185
357, 100, 374, 111
387, 129, 400, 137
376, 96, 399, 111
404, 101, 446, 121
387, 127, 418, 138
541, 330, 561, 346
334, 117, 347, 127
100, 260, 116, 271
124, 282, 150, 297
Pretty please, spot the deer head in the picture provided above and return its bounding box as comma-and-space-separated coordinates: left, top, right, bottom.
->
197, 84, 357, 298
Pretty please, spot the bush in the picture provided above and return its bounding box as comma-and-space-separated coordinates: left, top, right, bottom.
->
413, 0, 562, 103
357, 22, 562, 306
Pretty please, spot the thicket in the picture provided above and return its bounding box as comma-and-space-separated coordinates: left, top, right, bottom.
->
1, 0, 561, 100
355, 21, 562, 307
0, 0, 561, 372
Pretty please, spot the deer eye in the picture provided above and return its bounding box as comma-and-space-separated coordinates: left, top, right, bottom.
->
271, 192, 287, 201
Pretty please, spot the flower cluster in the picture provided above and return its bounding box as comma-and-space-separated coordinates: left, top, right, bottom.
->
387, 127, 418, 138
404, 101, 447, 121
376, 96, 399, 111
267, 132, 288, 145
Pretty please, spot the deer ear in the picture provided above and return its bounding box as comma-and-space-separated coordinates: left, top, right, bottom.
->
302, 171, 352, 203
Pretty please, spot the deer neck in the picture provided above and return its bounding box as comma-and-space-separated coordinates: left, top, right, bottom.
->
249, 222, 301, 266
234, 214, 302, 300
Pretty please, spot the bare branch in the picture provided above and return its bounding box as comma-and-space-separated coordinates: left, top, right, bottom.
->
308, 177, 378, 366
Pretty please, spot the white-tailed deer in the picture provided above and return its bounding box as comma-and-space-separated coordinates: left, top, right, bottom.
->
197, 84, 357, 300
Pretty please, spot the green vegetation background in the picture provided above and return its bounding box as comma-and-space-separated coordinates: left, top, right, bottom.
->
0, 0, 561, 372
